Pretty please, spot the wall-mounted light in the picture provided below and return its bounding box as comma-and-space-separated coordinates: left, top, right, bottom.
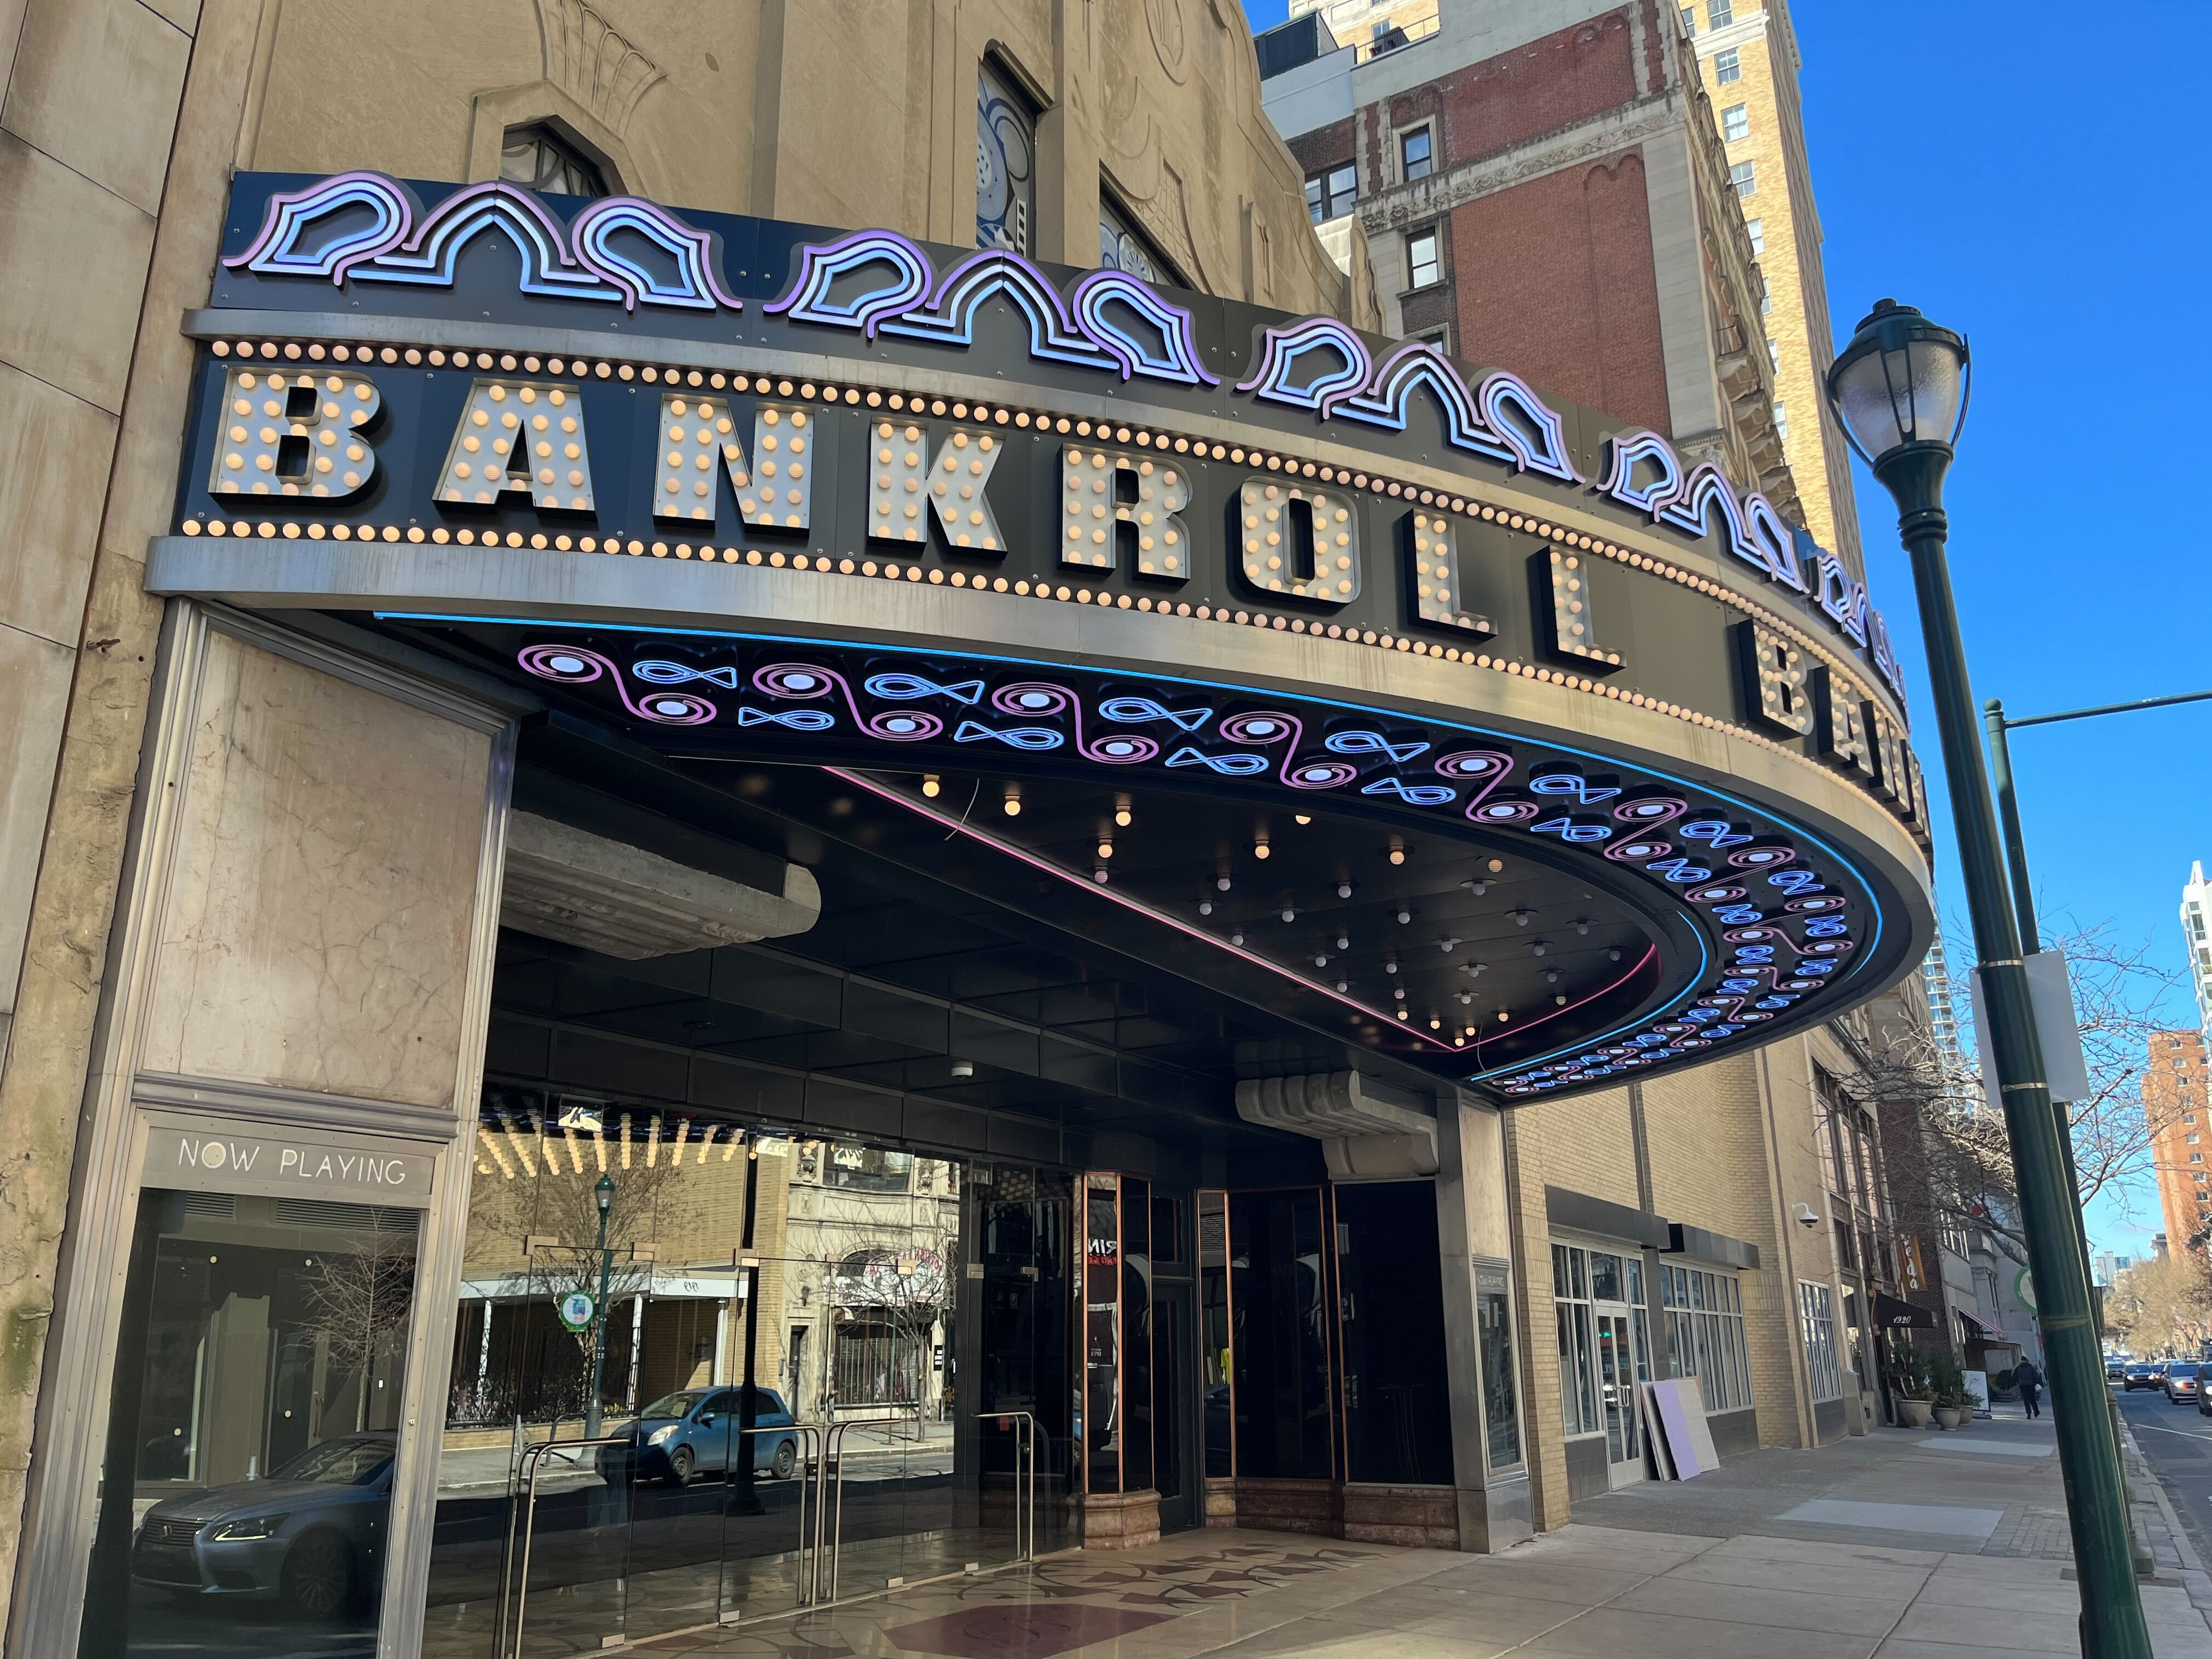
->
1254, 836, 1271, 859
950, 1059, 975, 1079
1488, 858, 1505, 874
1498, 1008, 1511, 1024
1388, 840, 1407, 865
1003, 784, 1021, 817
1114, 794, 1133, 828
922, 774, 941, 799
1294, 813, 1312, 825
1097, 838, 1114, 859
1554, 993, 1568, 1006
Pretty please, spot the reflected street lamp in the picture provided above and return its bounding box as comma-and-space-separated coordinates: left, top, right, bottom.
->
1829, 301, 2150, 1657
586, 1173, 615, 1439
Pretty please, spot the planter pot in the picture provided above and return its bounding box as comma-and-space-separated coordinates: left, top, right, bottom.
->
1932, 1406, 1962, 1430
1898, 1399, 1933, 1429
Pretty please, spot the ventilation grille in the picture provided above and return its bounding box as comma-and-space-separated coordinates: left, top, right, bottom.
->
181, 1193, 235, 1220
272, 1198, 418, 1234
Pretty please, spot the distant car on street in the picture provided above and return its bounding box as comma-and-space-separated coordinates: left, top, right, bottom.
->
2164, 1363, 2201, 1405
608, 1386, 800, 1486
2125, 1363, 2165, 1391
2106, 1358, 2127, 1381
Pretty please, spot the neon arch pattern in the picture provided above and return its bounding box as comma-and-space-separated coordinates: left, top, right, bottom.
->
225, 173, 745, 312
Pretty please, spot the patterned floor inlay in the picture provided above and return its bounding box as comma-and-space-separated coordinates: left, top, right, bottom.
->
886, 1603, 1175, 1658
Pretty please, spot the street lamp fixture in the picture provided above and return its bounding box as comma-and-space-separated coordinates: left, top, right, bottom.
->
1828, 302, 2148, 1657
586, 1173, 616, 1438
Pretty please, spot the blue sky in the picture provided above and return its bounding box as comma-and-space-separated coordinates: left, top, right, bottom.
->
1238, 1, 2212, 1254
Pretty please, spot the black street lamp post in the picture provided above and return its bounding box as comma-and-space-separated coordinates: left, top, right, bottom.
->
586, 1172, 616, 1439
1829, 300, 2151, 1657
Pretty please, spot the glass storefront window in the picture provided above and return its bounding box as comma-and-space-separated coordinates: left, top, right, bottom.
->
1476, 1262, 1521, 1472
1661, 1262, 1752, 1412
1084, 1175, 1121, 1494
1227, 1190, 1332, 1480
1199, 1192, 1231, 1478
81, 1188, 420, 1658
1334, 1183, 1452, 1486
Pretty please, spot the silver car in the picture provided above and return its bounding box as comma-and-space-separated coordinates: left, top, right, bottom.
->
131, 1433, 394, 1617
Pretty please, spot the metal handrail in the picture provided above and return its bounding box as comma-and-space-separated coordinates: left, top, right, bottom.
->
503, 1433, 632, 1659
975, 1410, 1037, 1565
819, 1408, 923, 1601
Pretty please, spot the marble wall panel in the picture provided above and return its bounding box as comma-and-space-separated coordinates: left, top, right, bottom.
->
0, 132, 155, 414
138, 630, 494, 1108
0, 361, 117, 649
0, 0, 192, 216
0, 623, 71, 1018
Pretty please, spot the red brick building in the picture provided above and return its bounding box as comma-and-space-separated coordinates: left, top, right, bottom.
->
1260, 0, 1800, 528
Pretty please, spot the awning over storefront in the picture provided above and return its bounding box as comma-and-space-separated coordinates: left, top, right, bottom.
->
1874, 1291, 1934, 1330
1958, 1309, 2001, 1340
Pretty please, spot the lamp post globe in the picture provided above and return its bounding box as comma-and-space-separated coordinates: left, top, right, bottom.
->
1828, 304, 2148, 1657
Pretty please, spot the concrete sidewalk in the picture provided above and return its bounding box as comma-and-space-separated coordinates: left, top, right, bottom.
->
637, 1402, 2212, 1657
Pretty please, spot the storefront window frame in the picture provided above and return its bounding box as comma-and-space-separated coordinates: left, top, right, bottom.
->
1660, 1262, 1752, 1413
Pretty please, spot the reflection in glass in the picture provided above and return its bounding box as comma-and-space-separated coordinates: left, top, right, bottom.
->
1334, 1183, 1451, 1485
1478, 1279, 1521, 1470
1198, 1193, 1231, 1478
81, 1189, 419, 1658
1083, 1177, 1121, 1494
1120, 1177, 1153, 1495
1227, 1191, 1331, 1480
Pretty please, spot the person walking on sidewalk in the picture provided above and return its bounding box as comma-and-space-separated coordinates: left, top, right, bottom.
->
2012, 1357, 2044, 1418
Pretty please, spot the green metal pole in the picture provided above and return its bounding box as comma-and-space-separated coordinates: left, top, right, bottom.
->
587, 1204, 612, 1439
1885, 445, 2149, 1658
1984, 700, 2147, 1576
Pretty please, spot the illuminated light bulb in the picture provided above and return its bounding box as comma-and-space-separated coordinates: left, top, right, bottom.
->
1338, 882, 1354, 899
1097, 841, 1114, 859
1003, 786, 1021, 817
1396, 1009, 1409, 1020
1488, 858, 1504, 873
1389, 844, 1407, 865
1295, 813, 1312, 825
1455, 1036, 1467, 1047
1114, 794, 1133, 828
922, 774, 941, 799
1281, 907, 1297, 923
1498, 1009, 1511, 1024
1217, 875, 1233, 891
1429, 1018, 1442, 1030
1393, 987, 1407, 1001
1396, 907, 1412, 925
1093, 867, 1110, 884
1199, 900, 1214, 916
1254, 841, 1271, 859
1555, 993, 1568, 1005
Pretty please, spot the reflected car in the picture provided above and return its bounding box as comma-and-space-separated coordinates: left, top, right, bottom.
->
613, 1386, 800, 1486
2163, 1363, 2201, 1404
2125, 1363, 2164, 1391
130, 1432, 394, 1618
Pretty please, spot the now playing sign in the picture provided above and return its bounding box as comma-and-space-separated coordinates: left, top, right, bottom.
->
141, 1115, 437, 1206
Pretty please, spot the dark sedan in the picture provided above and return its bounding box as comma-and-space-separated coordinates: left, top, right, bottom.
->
131, 1432, 393, 1618
2125, 1363, 2166, 1391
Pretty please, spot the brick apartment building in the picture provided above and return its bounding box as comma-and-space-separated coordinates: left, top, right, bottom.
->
2146, 1029, 2211, 1252
1262, 0, 1807, 542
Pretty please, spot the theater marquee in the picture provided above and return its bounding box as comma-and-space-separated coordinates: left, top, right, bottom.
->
149, 171, 1934, 1100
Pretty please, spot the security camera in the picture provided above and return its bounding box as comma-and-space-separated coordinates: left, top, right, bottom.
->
1792, 1202, 1821, 1229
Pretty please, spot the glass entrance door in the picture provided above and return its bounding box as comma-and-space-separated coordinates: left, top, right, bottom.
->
1152, 1282, 1194, 1532
1593, 1312, 1642, 1487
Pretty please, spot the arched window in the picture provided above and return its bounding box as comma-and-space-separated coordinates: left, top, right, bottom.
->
500, 123, 608, 199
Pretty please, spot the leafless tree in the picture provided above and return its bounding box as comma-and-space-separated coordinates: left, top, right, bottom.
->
1845, 921, 2185, 1257
300, 1234, 419, 1432
2105, 1253, 2212, 1357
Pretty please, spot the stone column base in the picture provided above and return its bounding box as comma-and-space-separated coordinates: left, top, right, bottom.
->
1080, 1487, 1161, 1550
1203, 1475, 1237, 1528
1344, 1483, 1459, 1548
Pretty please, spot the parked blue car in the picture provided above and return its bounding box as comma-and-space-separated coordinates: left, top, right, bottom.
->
615, 1386, 800, 1486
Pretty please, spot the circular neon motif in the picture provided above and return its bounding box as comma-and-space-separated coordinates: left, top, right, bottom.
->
1290, 760, 1359, 789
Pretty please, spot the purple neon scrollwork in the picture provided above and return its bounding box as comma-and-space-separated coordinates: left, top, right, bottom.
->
762, 229, 933, 337
1235, 316, 1374, 410
222, 170, 420, 283
1475, 371, 1583, 484
1598, 429, 1686, 517
755, 660, 942, 740
1324, 341, 1517, 467
1069, 268, 1218, 386
568, 197, 745, 312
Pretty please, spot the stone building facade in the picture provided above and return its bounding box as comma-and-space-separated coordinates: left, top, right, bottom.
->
2146, 1029, 2210, 1254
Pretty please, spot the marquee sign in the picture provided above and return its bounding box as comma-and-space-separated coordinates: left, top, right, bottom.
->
148, 173, 1935, 1099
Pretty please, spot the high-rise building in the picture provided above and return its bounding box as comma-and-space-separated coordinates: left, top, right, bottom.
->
2181, 862, 2212, 1031
2145, 1030, 2212, 1253
1678, 0, 1863, 573
1922, 930, 1967, 1074
1260, 0, 1801, 525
